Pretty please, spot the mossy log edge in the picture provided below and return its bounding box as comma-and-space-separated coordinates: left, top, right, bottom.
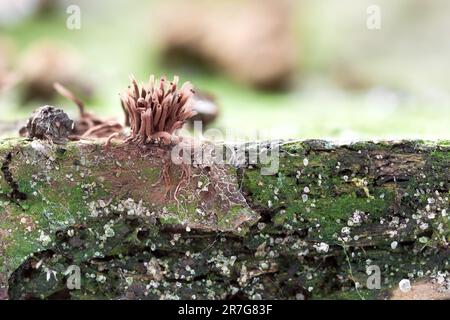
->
0, 138, 448, 300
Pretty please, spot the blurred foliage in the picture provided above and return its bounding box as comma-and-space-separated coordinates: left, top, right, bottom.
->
0, 0, 449, 140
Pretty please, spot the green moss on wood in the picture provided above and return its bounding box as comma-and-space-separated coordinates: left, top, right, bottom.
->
1, 138, 449, 300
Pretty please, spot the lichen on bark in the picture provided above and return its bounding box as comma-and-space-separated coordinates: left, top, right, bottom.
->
0, 138, 448, 300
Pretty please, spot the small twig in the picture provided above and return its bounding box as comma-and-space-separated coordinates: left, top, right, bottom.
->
104, 132, 119, 150
340, 242, 365, 300
53, 82, 86, 116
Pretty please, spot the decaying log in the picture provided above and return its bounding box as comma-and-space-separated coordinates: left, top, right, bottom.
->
0, 138, 448, 300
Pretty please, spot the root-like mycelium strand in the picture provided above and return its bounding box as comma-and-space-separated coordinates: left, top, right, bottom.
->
53, 82, 124, 140
121, 75, 196, 145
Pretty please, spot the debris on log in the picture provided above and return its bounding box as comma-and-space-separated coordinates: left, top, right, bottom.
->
24, 106, 74, 144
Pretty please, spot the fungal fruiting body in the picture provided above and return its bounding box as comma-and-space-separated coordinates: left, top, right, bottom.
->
121, 75, 196, 145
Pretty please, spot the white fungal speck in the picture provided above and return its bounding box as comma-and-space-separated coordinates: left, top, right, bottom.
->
418, 236, 428, 244
252, 293, 262, 300
419, 222, 429, 230
314, 242, 329, 253
96, 274, 107, 283
341, 227, 351, 235
302, 194, 308, 202
303, 158, 309, 166
105, 228, 115, 239
390, 241, 398, 249
303, 186, 310, 193
347, 210, 365, 226
399, 279, 411, 293
38, 231, 51, 246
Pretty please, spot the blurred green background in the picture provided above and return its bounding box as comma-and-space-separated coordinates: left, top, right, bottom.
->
1, 0, 449, 140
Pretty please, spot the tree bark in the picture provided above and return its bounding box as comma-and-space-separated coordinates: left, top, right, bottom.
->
0, 138, 449, 300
